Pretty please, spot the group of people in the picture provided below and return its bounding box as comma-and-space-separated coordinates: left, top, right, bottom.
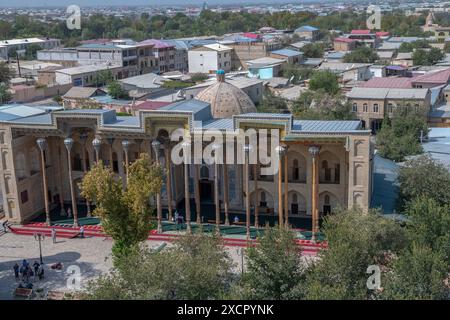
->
13, 259, 44, 284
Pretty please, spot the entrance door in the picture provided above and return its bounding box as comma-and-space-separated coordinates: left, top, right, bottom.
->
200, 180, 213, 203
291, 203, 299, 215
323, 205, 331, 216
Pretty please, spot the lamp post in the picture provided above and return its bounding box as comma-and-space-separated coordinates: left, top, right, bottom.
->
243, 144, 252, 241
152, 140, 163, 233
122, 140, 130, 185
36, 138, 50, 226
182, 140, 192, 233
212, 143, 221, 233
64, 137, 79, 227
92, 137, 102, 163
34, 233, 45, 264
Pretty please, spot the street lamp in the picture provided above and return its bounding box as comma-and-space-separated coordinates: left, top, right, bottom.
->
36, 138, 50, 226
243, 144, 253, 241
92, 137, 102, 163
34, 233, 45, 264
151, 140, 162, 233
64, 137, 79, 227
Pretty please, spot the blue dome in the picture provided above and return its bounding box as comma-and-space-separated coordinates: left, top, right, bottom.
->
216, 69, 225, 75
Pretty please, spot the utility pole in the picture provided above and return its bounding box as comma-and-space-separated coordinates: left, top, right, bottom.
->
34, 233, 45, 264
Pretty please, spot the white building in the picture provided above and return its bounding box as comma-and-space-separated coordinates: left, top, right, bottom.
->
188, 43, 232, 74
0, 38, 60, 59
54, 63, 123, 87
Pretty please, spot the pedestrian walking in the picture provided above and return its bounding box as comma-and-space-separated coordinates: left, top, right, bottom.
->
79, 225, 84, 238
51, 227, 57, 244
13, 263, 19, 280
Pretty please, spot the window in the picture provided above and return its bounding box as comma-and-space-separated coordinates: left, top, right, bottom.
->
373, 103, 379, 113
293, 159, 299, 181
387, 103, 393, 113
352, 103, 357, 112
363, 103, 368, 112
21, 190, 29, 204
260, 191, 267, 207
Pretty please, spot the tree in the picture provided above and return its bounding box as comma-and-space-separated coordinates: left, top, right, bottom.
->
397, 155, 450, 209
343, 46, 379, 63
304, 208, 406, 300
308, 70, 340, 95
381, 242, 449, 300
376, 109, 428, 162
404, 197, 450, 259
257, 90, 289, 113
234, 228, 306, 300
95, 70, 114, 87
80, 154, 163, 261
413, 48, 445, 66
107, 80, 129, 99
190, 73, 209, 83
445, 42, 450, 54
0, 62, 13, 84
83, 233, 234, 300
0, 83, 12, 104
301, 43, 324, 58
282, 64, 314, 84
292, 90, 355, 120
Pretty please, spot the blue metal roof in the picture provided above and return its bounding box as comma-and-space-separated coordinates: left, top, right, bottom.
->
291, 120, 361, 132
271, 48, 302, 57
160, 99, 212, 121
295, 25, 319, 32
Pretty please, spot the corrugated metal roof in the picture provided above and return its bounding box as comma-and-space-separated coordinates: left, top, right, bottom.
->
291, 120, 361, 132
271, 48, 302, 57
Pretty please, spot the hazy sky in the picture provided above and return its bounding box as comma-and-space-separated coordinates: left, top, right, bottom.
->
0, 0, 319, 8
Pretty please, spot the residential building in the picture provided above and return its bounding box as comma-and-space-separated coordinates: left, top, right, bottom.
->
0, 38, 60, 59
333, 37, 357, 52
269, 49, 304, 65
188, 44, 232, 74
227, 41, 283, 70
54, 63, 124, 87
436, 27, 450, 43
347, 87, 431, 132
139, 39, 176, 74
294, 26, 320, 41
318, 62, 372, 82
246, 57, 285, 80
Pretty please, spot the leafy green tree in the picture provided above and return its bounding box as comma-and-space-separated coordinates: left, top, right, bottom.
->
404, 197, 450, 259
282, 64, 314, 84
343, 46, 379, 63
308, 70, 340, 95
381, 242, 449, 300
83, 233, 234, 300
0, 62, 13, 84
397, 155, 450, 208
398, 40, 430, 53
305, 208, 407, 300
107, 80, 129, 99
413, 48, 445, 66
257, 90, 289, 113
234, 228, 306, 300
190, 73, 209, 83
0, 83, 12, 104
376, 109, 428, 162
292, 90, 355, 120
301, 43, 325, 58
95, 70, 114, 87
80, 154, 163, 261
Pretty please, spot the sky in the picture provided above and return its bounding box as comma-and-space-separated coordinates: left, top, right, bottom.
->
0, 0, 322, 8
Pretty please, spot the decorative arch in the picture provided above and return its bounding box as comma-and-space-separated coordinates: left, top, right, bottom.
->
287, 151, 306, 183
250, 188, 274, 210
287, 190, 306, 215
319, 150, 340, 184
319, 191, 339, 215
354, 163, 364, 186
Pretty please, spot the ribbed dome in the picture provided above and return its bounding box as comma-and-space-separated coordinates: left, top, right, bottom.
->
196, 80, 257, 119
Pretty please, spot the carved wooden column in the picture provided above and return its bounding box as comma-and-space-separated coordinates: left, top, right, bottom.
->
79, 133, 91, 217
194, 163, 201, 224
253, 163, 259, 228
107, 138, 114, 168
164, 144, 173, 221
36, 138, 50, 226
244, 144, 252, 240
308, 145, 321, 240
284, 147, 289, 227
223, 145, 230, 226
152, 140, 162, 233
276, 145, 286, 228
122, 140, 130, 187
64, 137, 79, 227
182, 141, 192, 233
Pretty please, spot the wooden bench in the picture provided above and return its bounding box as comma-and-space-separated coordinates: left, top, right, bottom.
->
46, 290, 65, 300
14, 287, 33, 299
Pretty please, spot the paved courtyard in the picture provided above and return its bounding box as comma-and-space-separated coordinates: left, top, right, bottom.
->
0, 232, 248, 300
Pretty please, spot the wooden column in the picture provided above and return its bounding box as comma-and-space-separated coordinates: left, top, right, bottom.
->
194, 164, 201, 224
284, 151, 289, 227
81, 143, 91, 217
183, 141, 192, 233
36, 138, 50, 225
309, 145, 321, 240
276, 145, 285, 228
164, 146, 173, 221
253, 164, 259, 228
244, 145, 251, 240
152, 140, 162, 234
64, 138, 79, 227
57, 140, 66, 215
223, 162, 230, 226
108, 138, 114, 168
